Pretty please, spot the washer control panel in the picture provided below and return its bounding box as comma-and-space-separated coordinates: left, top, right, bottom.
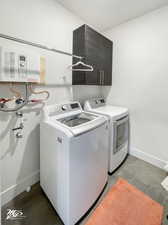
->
61, 103, 79, 111
61, 105, 68, 111
49, 102, 81, 116
70, 103, 79, 109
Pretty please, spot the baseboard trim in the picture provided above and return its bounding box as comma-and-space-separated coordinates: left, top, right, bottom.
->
129, 147, 167, 170
0, 170, 40, 206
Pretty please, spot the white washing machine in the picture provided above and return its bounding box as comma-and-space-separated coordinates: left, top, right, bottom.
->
40, 102, 108, 225
84, 98, 129, 174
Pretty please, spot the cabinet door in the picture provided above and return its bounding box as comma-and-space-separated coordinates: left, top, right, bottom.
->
85, 26, 103, 85
85, 57, 102, 85
100, 38, 113, 86
85, 26, 112, 86
72, 25, 86, 85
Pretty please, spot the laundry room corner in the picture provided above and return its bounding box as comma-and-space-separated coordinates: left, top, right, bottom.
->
101, 6, 168, 170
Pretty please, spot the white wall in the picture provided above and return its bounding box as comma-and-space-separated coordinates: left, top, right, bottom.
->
0, 0, 101, 205
102, 6, 168, 168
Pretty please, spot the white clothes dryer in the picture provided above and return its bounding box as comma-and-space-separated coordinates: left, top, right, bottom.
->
84, 98, 129, 174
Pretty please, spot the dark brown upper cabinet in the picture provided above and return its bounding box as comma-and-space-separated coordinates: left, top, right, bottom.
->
72, 24, 113, 86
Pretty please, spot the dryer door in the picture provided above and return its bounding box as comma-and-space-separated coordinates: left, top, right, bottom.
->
113, 116, 129, 154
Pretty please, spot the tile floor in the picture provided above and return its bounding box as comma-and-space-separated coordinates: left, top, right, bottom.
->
2, 156, 168, 225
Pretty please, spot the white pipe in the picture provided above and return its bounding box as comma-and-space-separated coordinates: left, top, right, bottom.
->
0, 33, 83, 59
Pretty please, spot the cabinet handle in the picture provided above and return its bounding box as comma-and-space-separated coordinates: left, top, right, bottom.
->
102, 70, 104, 85
100, 70, 103, 85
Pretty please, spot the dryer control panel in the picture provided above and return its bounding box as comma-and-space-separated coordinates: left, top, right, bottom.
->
88, 98, 106, 109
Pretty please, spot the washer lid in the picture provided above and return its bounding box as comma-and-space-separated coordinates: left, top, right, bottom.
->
58, 113, 97, 127
90, 105, 128, 121
56, 112, 107, 136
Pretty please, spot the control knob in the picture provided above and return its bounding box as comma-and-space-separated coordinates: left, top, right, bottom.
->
62, 105, 67, 111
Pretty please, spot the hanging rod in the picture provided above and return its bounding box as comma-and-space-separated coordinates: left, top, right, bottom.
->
0, 33, 83, 59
